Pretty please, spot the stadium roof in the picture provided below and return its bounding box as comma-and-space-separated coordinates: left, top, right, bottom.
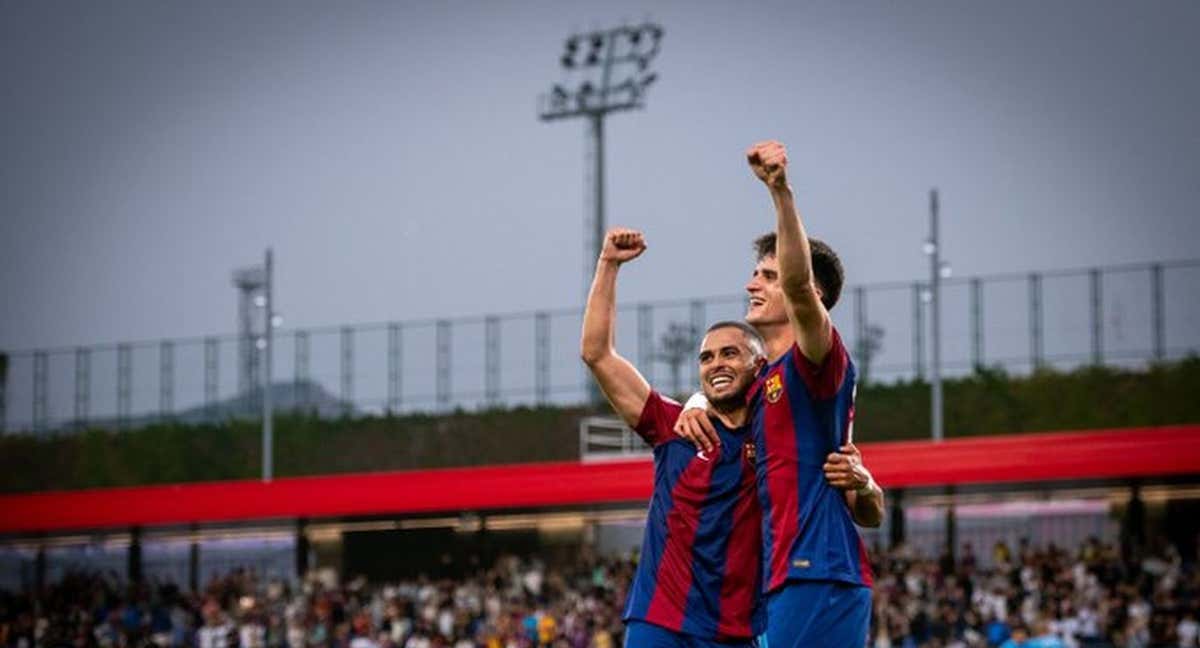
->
2, 425, 1197, 535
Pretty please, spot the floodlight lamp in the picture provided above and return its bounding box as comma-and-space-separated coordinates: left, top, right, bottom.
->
254, 295, 267, 308
271, 315, 284, 328
939, 263, 952, 279
255, 337, 267, 351
922, 240, 936, 256
920, 289, 932, 304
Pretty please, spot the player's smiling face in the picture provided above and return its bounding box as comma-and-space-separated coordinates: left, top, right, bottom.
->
745, 254, 790, 326
697, 327, 761, 408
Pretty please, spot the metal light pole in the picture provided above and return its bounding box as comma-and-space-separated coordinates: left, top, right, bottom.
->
924, 189, 949, 442
539, 23, 664, 301
262, 248, 274, 482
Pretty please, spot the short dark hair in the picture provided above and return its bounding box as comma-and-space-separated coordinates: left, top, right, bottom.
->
752, 232, 844, 311
705, 320, 766, 359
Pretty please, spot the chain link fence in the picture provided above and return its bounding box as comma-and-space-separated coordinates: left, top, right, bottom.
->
2, 259, 1197, 435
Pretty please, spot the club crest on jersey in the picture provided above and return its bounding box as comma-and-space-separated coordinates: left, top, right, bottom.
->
743, 441, 756, 463
765, 374, 783, 403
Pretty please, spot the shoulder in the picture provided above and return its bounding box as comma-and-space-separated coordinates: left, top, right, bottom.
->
787, 326, 851, 400
633, 390, 683, 447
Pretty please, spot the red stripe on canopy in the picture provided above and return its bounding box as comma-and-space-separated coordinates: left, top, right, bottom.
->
1, 425, 1197, 534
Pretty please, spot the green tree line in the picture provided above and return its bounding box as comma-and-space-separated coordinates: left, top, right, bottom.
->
2, 358, 1197, 493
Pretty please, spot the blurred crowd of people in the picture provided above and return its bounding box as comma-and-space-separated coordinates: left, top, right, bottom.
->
871, 537, 1199, 648
1, 537, 1197, 648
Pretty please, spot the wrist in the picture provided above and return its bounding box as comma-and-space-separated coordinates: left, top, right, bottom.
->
683, 392, 709, 412
769, 182, 794, 202
855, 476, 877, 498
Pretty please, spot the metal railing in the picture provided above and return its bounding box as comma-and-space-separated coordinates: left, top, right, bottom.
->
2, 259, 1197, 435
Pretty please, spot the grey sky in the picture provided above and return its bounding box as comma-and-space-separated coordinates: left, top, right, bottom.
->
2, 0, 1199, 352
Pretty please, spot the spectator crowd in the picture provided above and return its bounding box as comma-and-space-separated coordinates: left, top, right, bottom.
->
1, 538, 1197, 648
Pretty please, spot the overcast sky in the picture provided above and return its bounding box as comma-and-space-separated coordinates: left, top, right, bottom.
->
2, 0, 1199, 352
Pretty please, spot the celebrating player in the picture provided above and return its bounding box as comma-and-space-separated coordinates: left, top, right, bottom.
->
580, 228, 766, 648
676, 141, 885, 647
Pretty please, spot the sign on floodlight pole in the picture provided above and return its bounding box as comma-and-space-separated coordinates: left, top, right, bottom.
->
539, 23, 663, 404
262, 248, 274, 482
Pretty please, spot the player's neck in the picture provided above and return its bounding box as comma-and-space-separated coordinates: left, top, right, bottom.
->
759, 322, 795, 363
713, 407, 748, 429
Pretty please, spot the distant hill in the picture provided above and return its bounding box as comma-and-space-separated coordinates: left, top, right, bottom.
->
66, 380, 354, 431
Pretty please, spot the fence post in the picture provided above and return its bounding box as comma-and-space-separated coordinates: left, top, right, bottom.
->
436, 320, 452, 410
340, 327, 354, 416
1090, 269, 1103, 365
1151, 264, 1165, 361
970, 278, 983, 369
485, 316, 500, 407
1029, 273, 1043, 369
638, 303, 654, 385
117, 343, 132, 430
387, 324, 401, 413
912, 282, 925, 380
295, 331, 310, 411
0, 351, 6, 434
75, 347, 90, 430
159, 341, 174, 421
689, 300, 705, 387
535, 312, 550, 405
204, 338, 219, 422
33, 351, 48, 433
854, 286, 867, 367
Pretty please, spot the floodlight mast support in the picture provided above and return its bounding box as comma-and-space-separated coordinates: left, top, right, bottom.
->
262, 248, 274, 482
540, 23, 663, 404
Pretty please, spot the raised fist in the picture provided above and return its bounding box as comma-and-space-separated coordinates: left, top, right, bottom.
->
600, 228, 647, 264
746, 140, 789, 190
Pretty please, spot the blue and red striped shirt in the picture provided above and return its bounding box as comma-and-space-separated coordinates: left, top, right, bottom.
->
748, 327, 873, 593
623, 391, 765, 641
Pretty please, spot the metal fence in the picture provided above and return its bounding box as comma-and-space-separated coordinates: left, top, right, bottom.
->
2, 259, 1198, 435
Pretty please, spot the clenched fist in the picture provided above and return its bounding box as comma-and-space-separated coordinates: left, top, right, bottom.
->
746, 140, 789, 190
600, 228, 647, 264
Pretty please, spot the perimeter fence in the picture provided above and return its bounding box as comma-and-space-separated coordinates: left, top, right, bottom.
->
2, 259, 1197, 434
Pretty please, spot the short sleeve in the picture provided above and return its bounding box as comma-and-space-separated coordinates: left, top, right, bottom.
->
790, 326, 850, 401
633, 390, 684, 447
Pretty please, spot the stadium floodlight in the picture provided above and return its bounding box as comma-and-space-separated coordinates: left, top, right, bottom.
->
539, 22, 664, 405
233, 251, 276, 482
539, 21, 664, 296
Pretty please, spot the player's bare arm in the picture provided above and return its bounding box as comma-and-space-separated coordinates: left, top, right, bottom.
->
667, 391, 718, 452
823, 443, 885, 527
747, 140, 834, 364
580, 228, 653, 427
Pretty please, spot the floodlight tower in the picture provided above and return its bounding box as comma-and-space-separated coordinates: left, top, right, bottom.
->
539, 23, 664, 302
232, 266, 267, 412
232, 250, 278, 482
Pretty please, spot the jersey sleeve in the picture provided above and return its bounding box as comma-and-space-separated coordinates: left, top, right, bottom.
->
789, 326, 850, 401
632, 390, 684, 448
